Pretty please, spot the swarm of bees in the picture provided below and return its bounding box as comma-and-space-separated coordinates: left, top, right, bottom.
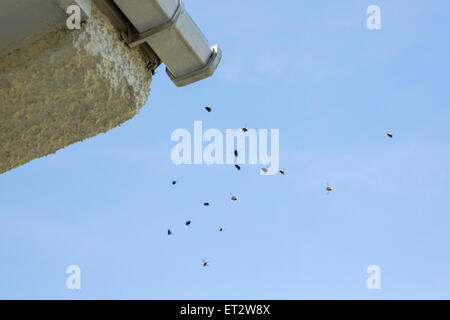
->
164, 104, 395, 268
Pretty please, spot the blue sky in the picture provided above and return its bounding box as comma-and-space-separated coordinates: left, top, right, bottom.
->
1, 0, 450, 299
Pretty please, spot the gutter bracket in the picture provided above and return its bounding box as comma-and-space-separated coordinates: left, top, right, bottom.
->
122, 0, 183, 48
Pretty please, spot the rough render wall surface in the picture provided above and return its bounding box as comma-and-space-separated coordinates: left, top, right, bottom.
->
0, 4, 152, 174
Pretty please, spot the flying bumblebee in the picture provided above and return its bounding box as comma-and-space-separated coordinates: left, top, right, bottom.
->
202, 261, 210, 267
387, 130, 393, 138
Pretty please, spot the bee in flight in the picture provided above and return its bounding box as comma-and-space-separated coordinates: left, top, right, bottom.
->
230, 148, 242, 159
202, 260, 211, 267
386, 130, 393, 138
218, 227, 223, 232
235, 164, 241, 171
230, 193, 238, 202
279, 169, 285, 175
205, 106, 212, 112
202, 202, 210, 206
168, 229, 173, 235
171, 180, 177, 185
185, 220, 191, 226
326, 183, 333, 192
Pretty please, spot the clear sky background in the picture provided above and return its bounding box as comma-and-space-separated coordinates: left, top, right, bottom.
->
1, 0, 450, 299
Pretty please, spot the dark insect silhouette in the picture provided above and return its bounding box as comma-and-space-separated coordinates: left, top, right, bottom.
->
172, 180, 177, 185
261, 168, 268, 173
235, 164, 241, 171
146, 61, 157, 75
218, 227, 223, 232
387, 130, 393, 138
279, 169, 285, 175
168, 229, 173, 235
203, 202, 210, 206
234, 150, 239, 157
205, 106, 212, 112
186, 220, 191, 226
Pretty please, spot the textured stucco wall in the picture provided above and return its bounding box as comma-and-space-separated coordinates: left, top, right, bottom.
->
0, 4, 152, 174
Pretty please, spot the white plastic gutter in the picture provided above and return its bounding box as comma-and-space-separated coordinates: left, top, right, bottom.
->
113, 0, 221, 87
